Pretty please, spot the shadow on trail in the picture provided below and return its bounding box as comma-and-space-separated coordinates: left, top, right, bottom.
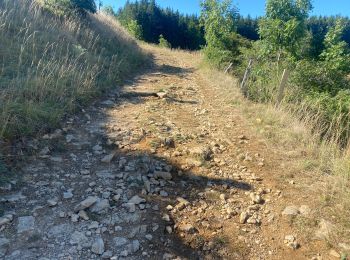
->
92, 55, 253, 259
100, 147, 253, 259
0, 51, 253, 259
157, 64, 195, 77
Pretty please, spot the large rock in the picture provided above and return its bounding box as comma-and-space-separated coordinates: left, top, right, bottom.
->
17, 216, 35, 233
282, 206, 299, 216
178, 223, 197, 234
240, 211, 249, 224
128, 195, 146, 205
91, 237, 105, 255
154, 171, 172, 180
90, 199, 110, 213
176, 197, 190, 206
101, 152, 116, 163
128, 240, 140, 253
156, 92, 168, 99
315, 219, 334, 241
74, 196, 98, 212
70, 231, 90, 248
114, 237, 128, 247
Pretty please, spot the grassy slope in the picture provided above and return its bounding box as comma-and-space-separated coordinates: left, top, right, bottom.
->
0, 0, 147, 140
202, 67, 350, 252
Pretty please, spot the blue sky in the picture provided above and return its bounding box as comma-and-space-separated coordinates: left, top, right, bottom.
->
101, 0, 350, 17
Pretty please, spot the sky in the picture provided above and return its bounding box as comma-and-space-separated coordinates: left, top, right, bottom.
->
102, 0, 350, 17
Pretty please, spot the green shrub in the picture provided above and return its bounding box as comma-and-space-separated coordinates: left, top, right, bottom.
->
258, 0, 312, 59
200, 0, 241, 68
320, 19, 350, 73
292, 60, 349, 95
291, 19, 350, 96
159, 34, 171, 48
126, 20, 143, 40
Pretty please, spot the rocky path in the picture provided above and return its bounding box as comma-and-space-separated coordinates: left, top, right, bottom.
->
0, 46, 337, 259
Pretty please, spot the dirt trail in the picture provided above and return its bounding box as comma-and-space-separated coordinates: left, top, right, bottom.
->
0, 46, 334, 259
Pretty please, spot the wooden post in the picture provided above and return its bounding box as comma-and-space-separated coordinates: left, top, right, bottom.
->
276, 69, 290, 105
240, 59, 253, 97
224, 63, 233, 74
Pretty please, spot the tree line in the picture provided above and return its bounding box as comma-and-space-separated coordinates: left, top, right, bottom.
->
235, 15, 350, 60
114, 0, 350, 59
115, 0, 205, 50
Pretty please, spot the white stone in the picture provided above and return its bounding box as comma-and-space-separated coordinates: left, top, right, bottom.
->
282, 206, 299, 216
74, 196, 98, 212
17, 216, 35, 233
90, 199, 110, 213
91, 237, 105, 255
128, 195, 146, 205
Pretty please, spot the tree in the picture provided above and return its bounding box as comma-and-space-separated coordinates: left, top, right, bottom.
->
126, 20, 143, 40
159, 34, 171, 48
40, 0, 97, 15
102, 6, 115, 16
258, 0, 312, 59
200, 0, 240, 67
116, 0, 204, 50
320, 19, 350, 73
70, 0, 97, 13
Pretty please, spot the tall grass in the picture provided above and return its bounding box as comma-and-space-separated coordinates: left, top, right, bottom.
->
0, 0, 147, 140
204, 66, 350, 247
229, 53, 350, 244
238, 55, 350, 147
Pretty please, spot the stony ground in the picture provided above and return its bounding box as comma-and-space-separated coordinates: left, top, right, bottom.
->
0, 46, 346, 259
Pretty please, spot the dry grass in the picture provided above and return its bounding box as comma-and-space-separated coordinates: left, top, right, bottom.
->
0, 0, 147, 140
202, 66, 350, 248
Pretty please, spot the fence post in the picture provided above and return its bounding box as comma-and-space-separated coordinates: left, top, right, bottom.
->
224, 62, 233, 74
276, 69, 290, 105
240, 59, 253, 97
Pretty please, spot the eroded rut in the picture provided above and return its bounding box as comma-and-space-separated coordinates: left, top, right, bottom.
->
0, 46, 331, 260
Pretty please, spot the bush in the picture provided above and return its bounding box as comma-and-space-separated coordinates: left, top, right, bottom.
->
320, 19, 350, 73
126, 20, 143, 40
203, 32, 247, 69
292, 60, 349, 95
258, 0, 312, 59
159, 34, 171, 48
200, 0, 242, 68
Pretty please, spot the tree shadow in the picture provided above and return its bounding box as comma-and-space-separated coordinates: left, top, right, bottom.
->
0, 50, 254, 259
157, 64, 195, 77
97, 146, 253, 259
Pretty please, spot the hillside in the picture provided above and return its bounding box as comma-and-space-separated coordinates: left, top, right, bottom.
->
0, 0, 350, 259
0, 44, 349, 259
0, 0, 146, 140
